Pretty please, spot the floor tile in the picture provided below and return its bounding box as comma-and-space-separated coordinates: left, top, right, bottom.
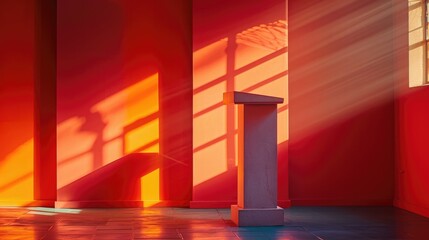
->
0, 206, 428, 239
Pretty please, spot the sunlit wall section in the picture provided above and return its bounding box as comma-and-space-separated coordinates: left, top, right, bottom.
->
234, 20, 289, 206
0, 140, 34, 206
56, 0, 126, 201
90, 74, 159, 161
123, 74, 159, 154
57, 117, 97, 190
192, 0, 288, 208
0, 0, 35, 206
193, 38, 229, 189
57, 0, 192, 208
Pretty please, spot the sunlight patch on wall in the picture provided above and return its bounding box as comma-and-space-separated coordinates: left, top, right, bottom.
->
192, 37, 234, 190
235, 19, 288, 144
141, 168, 160, 207
92, 73, 159, 158
192, 19, 288, 191
0, 138, 34, 206
194, 81, 226, 115
409, 0, 429, 87
102, 138, 123, 165
58, 73, 160, 204
125, 119, 159, 153
57, 117, 97, 189
193, 38, 228, 89
193, 139, 228, 186
57, 152, 93, 189
193, 106, 227, 149
94, 73, 160, 205
57, 117, 97, 161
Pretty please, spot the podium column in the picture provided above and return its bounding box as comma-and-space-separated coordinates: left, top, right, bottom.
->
223, 91, 284, 227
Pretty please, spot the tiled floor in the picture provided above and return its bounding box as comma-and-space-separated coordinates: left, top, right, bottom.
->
0, 206, 429, 239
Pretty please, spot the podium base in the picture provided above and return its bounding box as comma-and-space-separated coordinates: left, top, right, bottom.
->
231, 205, 284, 226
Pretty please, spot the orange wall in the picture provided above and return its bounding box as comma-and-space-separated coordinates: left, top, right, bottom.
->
289, 0, 395, 205
0, 0, 35, 205
192, 0, 288, 208
394, 0, 429, 218
56, 0, 192, 207
0, 0, 57, 206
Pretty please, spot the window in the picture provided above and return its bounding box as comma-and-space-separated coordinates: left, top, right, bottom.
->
409, 0, 429, 87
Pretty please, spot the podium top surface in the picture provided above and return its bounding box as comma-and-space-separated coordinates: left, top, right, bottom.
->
223, 91, 284, 105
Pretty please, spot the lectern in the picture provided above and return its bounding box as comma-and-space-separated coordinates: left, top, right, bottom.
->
223, 91, 284, 227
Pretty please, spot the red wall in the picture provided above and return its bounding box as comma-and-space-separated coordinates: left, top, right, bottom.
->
2, 0, 412, 210
0, 0, 35, 205
394, 0, 429, 218
56, 0, 192, 207
288, 0, 395, 205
